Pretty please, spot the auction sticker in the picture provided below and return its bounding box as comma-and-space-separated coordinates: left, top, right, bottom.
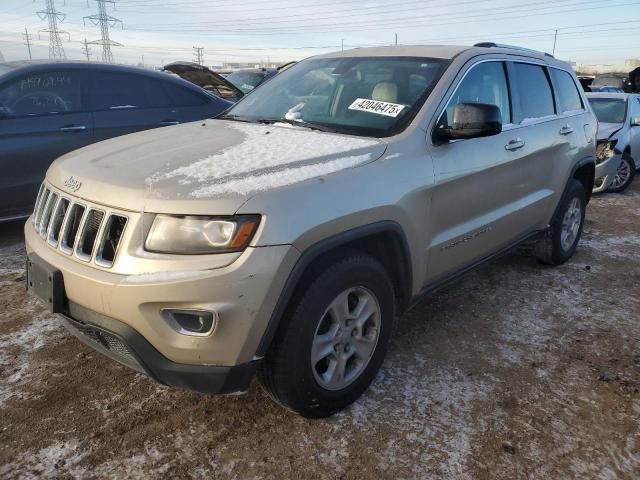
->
348, 98, 406, 117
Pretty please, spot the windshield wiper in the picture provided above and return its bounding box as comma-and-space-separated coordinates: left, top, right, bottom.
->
256, 118, 342, 133
218, 113, 255, 123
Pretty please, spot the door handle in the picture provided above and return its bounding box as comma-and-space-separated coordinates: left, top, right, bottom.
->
60, 125, 86, 132
160, 120, 180, 126
505, 138, 525, 151
559, 125, 574, 135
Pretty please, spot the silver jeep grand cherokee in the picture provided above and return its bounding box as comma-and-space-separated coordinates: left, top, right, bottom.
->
25, 44, 596, 417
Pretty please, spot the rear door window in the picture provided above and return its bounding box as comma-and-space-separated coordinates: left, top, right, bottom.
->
511, 63, 556, 122
91, 72, 173, 111
440, 61, 511, 127
0, 70, 87, 117
550, 68, 583, 113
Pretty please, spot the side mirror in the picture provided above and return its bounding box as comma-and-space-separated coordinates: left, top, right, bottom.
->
434, 103, 502, 141
631, 116, 640, 127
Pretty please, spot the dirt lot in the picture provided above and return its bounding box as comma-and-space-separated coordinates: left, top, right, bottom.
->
1, 183, 639, 480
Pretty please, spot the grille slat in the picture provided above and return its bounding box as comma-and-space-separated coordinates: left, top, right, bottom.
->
47, 198, 70, 247
95, 215, 128, 268
32, 184, 45, 226
34, 188, 50, 232
76, 209, 105, 261
32, 183, 128, 269
39, 193, 58, 239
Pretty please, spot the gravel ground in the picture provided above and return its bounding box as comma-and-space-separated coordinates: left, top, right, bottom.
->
1, 183, 639, 479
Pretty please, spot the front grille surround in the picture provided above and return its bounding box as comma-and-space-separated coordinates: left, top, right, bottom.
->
32, 183, 128, 269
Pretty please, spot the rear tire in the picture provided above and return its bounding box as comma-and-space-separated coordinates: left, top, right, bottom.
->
535, 178, 586, 266
258, 251, 395, 418
607, 153, 635, 193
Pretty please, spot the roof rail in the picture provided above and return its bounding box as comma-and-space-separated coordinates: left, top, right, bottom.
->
474, 42, 554, 58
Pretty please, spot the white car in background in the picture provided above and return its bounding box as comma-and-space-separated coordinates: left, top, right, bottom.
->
587, 93, 640, 193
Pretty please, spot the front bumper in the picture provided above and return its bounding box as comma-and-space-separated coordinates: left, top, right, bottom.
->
60, 301, 256, 393
593, 153, 622, 193
25, 221, 299, 369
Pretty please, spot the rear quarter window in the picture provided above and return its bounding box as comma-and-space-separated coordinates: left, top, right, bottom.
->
511, 63, 555, 123
550, 68, 583, 113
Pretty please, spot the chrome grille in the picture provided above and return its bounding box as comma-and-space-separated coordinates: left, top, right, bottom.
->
32, 183, 128, 269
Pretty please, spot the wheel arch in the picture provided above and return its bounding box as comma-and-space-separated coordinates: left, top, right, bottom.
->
255, 221, 413, 357
570, 157, 595, 205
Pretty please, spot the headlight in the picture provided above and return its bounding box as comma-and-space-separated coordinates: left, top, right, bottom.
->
595, 140, 618, 165
145, 215, 260, 254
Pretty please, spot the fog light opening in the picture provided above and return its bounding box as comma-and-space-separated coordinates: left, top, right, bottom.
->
163, 309, 217, 337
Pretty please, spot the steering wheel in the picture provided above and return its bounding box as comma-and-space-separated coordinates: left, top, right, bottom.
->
10, 91, 70, 115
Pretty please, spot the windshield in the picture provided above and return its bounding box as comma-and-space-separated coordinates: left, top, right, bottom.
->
226, 71, 266, 94
224, 56, 449, 137
589, 98, 627, 124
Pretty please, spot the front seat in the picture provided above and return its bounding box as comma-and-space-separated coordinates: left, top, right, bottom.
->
372, 82, 399, 103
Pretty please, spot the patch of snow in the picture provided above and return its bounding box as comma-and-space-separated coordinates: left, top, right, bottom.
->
579, 233, 640, 257
146, 122, 380, 197
0, 439, 87, 479
0, 313, 64, 407
191, 153, 372, 197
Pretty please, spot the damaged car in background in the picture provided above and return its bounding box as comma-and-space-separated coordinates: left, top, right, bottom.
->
588, 92, 640, 192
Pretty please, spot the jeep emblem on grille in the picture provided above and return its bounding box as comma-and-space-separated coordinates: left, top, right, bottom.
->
63, 176, 82, 192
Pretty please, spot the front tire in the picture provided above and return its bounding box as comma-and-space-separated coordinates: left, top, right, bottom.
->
258, 251, 395, 418
607, 153, 635, 193
535, 178, 586, 266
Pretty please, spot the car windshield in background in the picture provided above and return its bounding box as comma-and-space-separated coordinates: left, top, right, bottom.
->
226, 72, 266, 94
588, 98, 627, 124
224, 56, 449, 137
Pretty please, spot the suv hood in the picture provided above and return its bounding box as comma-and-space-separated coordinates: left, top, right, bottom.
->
163, 62, 244, 101
47, 120, 386, 215
597, 122, 623, 141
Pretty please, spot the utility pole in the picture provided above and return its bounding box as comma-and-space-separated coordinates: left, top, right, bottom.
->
394, 33, 398, 46
37, 0, 69, 59
341, 38, 344, 51
552, 29, 558, 56
84, 0, 123, 63
193, 46, 204, 65
81, 38, 91, 61
23, 27, 33, 60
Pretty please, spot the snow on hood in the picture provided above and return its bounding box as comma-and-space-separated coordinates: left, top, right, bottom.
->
596, 122, 623, 141
145, 121, 384, 198
46, 120, 385, 214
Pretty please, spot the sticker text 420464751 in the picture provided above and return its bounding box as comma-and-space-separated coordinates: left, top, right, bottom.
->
348, 98, 406, 117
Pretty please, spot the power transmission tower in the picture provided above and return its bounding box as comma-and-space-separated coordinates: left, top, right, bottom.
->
82, 38, 92, 61
84, 0, 123, 63
37, 0, 70, 60
23, 27, 33, 60
193, 46, 204, 65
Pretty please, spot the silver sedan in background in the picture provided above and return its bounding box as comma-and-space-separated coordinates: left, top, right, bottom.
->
587, 93, 640, 193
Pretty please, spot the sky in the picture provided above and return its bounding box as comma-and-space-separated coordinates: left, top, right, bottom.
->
0, 0, 638, 67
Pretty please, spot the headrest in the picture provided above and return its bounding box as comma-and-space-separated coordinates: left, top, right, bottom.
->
372, 82, 398, 103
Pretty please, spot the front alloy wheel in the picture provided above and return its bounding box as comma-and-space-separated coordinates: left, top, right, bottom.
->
311, 287, 381, 391
258, 251, 394, 418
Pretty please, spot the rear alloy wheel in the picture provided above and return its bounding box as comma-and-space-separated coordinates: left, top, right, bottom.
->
535, 178, 586, 266
607, 154, 636, 193
258, 252, 394, 418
